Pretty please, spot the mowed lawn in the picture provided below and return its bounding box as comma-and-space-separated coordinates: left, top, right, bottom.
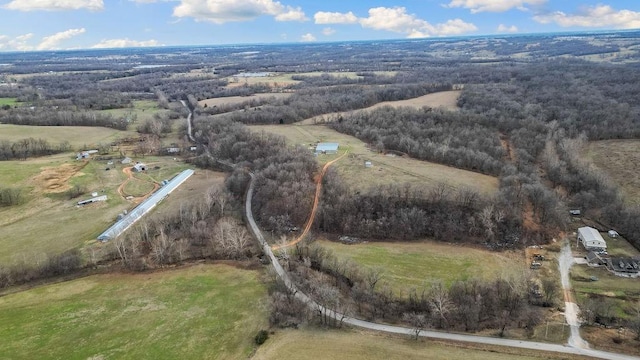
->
249, 124, 498, 195
0, 124, 137, 148
253, 328, 577, 360
586, 139, 640, 205
0, 264, 268, 360
317, 239, 522, 293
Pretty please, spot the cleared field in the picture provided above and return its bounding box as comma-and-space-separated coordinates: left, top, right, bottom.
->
0, 154, 191, 265
198, 93, 291, 108
100, 100, 168, 124
586, 139, 640, 205
253, 328, 580, 360
249, 124, 498, 194
0, 124, 137, 148
317, 239, 522, 293
299, 90, 461, 125
0, 264, 268, 360
225, 73, 300, 88
0, 97, 17, 105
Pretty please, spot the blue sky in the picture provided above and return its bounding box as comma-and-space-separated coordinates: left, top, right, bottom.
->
0, 0, 639, 51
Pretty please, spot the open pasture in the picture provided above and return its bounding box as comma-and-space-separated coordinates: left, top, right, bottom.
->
100, 100, 168, 124
317, 239, 523, 293
0, 154, 190, 265
198, 93, 291, 108
298, 90, 461, 125
253, 328, 577, 360
586, 139, 640, 205
0, 124, 137, 148
249, 124, 498, 194
0, 97, 17, 106
0, 264, 268, 360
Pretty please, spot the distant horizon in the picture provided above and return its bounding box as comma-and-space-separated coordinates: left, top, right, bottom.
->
0, 27, 638, 55
0, 0, 639, 52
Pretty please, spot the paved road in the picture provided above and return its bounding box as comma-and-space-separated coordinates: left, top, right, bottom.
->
245, 173, 639, 360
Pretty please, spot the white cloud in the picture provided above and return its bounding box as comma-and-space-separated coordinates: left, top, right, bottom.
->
275, 6, 307, 21
534, 5, 640, 29
37, 28, 85, 50
445, 0, 546, 13
4, 0, 103, 11
300, 33, 316, 42
92, 38, 161, 48
359, 7, 477, 37
0, 33, 34, 51
322, 27, 336, 36
172, 0, 307, 24
314, 11, 358, 24
497, 24, 518, 32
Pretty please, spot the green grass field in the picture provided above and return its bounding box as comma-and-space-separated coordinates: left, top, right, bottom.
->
0, 124, 138, 148
249, 124, 498, 195
0, 97, 17, 106
253, 328, 581, 360
316, 239, 523, 293
101, 100, 168, 125
0, 264, 268, 360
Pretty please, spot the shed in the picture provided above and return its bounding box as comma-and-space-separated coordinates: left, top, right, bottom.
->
577, 226, 607, 251
364, 161, 372, 168
133, 163, 147, 172
121, 157, 132, 164
166, 147, 180, 153
315, 142, 339, 154
608, 230, 619, 238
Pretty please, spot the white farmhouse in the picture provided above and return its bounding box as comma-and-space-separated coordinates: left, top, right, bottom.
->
577, 226, 607, 252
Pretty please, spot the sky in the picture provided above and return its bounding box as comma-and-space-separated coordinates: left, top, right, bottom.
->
0, 0, 639, 51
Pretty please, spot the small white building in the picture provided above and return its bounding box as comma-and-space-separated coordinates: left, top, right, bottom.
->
121, 157, 132, 164
315, 142, 339, 154
608, 230, 619, 238
578, 226, 607, 251
364, 161, 372, 168
133, 163, 147, 172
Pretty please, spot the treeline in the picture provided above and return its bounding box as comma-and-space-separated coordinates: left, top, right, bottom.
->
217, 83, 452, 124
0, 108, 128, 129
192, 117, 317, 232
0, 138, 71, 160
110, 185, 254, 271
271, 243, 546, 336
317, 170, 539, 248
0, 249, 83, 289
329, 107, 505, 176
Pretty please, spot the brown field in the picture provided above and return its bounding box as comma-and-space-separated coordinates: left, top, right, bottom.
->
253, 328, 585, 360
249, 124, 498, 194
0, 124, 138, 148
198, 93, 292, 108
298, 90, 461, 125
586, 139, 640, 205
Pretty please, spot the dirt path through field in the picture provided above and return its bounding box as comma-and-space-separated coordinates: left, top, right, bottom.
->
117, 166, 159, 204
272, 151, 348, 251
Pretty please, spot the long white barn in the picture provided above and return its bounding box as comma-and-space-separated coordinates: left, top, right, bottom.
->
97, 169, 194, 242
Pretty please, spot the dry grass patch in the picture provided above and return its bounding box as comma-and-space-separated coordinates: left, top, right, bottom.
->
0, 124, 137, 148
299, 90, 461, 125
198, 93, 291, 108
586, 139, 640, 205
249, 124, 498, 195
253, 328, 582, 360
316, 239, 523, 293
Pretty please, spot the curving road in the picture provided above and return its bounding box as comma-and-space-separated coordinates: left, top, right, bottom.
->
245, 172, 639, 360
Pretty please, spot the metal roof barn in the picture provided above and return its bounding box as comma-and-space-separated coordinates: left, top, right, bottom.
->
315, 142, 339, 154
97, 169, 194, 241
577, 226, 607, 250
